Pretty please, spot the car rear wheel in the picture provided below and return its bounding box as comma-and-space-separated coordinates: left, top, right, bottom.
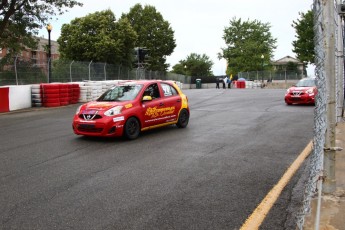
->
124, 117, 140, 140
176, 109, 189, 128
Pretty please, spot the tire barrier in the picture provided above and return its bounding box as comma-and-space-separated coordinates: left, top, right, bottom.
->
71, 84, 80, 104
236, 81, 246, 89
31, 84, 42, 107
84, 81, 103, 101
41, 83, 61, 107
78, 85, 92, 103
31, 81, 120, 108
37, 83, 81, 108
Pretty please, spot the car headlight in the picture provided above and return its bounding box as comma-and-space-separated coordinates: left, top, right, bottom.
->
104, 106, 123, 116
306, 88, 314, 95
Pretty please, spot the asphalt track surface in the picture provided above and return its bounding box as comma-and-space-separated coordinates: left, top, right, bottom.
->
0, 88, 314, 229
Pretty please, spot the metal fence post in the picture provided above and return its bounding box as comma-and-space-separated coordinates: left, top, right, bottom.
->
118, 65, 121, 80
14, 56, 18, 85
48, 58, 51, 83
88, 60, 92, 81
70, 60, 74, 82
104, 63, 107, 81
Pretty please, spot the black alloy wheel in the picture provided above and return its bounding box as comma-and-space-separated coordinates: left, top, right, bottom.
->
176, 109, 189, 128
124, 117, 140, 140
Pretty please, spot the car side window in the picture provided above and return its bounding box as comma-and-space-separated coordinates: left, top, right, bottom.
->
143, 83, 160, 99
161, 83, 178, 97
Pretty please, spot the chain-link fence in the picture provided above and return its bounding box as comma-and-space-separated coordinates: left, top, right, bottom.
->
238, 70, 305, 81
295, 0, 345, 229
0, 59, 191, 86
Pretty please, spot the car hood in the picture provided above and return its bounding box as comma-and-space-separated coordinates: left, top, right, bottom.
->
289, 86, 314, 91
82, 101, 128, 111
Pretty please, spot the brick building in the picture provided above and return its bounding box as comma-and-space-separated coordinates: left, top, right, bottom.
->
0, 37, 60, 70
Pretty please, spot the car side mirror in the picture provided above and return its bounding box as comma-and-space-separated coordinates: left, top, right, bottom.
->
142, 95, 153, 101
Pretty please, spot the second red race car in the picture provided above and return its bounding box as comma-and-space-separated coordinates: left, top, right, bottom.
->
284, 77, 317, 105
72, 80, 190, 140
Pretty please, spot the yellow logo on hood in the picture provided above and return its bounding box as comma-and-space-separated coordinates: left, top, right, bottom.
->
87, 102, 114, 109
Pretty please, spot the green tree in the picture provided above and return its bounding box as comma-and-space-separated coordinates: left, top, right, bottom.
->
286, 61, 299, 72
121, 4, 176, 71
57, 10, 137, 67
0, 0, 82, 63
218, 17, 277, 76
170, 63, 186, 75
292, 10, 315, 65
172, 53, 213, 77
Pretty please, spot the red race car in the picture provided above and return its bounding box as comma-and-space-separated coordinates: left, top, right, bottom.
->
72, 80, 189, 139
284, 78, 317, 105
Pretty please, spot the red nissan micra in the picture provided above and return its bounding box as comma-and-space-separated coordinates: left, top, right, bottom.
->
285, 78, 317, 105
72, 80, 189, 140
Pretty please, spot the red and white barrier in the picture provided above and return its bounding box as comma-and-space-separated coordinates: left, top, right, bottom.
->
0, 80, 183, 113
0, 85, 31, 112
40, 83, 80, 107
0, 87, 10, 112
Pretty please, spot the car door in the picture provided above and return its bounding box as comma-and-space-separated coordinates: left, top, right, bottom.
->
159, 82, 182, 123
141, 83, 169, 128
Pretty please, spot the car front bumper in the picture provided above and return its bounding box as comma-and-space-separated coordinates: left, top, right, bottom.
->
285, 94, 315, 104
72, 116, 125, 137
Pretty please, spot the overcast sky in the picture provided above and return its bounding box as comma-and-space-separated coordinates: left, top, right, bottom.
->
41, 0, 314, 76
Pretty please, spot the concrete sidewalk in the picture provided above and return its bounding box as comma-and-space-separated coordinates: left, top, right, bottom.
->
303, 121, 345, 229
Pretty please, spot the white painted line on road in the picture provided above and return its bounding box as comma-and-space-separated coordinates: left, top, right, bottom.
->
240, 140, 313, 230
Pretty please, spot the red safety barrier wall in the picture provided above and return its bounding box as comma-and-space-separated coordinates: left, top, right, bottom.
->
236, 81, 246, 89
41, 83, 61, 107
71, 84, 80, 104
59, 84, 69, 106
0, 87, 10, 112
40, 83, 80, 107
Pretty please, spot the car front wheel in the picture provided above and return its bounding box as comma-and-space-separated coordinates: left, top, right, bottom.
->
124, 117, 140, 140
176, 109, 189, 128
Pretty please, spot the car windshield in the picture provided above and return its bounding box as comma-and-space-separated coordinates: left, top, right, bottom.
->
295, 78, 316, 87
97, 84, 143, 101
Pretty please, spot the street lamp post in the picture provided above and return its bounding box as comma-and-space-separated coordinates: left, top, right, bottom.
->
47, 24, 52, 83
261, 54, 264, 84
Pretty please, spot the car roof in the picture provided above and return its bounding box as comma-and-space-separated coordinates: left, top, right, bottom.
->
118, 80, 174, 85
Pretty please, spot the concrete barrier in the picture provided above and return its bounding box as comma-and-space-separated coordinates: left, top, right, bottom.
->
0, 85, 32, 112
9, 85, 32, 111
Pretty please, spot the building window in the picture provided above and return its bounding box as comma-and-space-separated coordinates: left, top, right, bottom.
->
31, 51, 37, 59
31, 51, 37, 64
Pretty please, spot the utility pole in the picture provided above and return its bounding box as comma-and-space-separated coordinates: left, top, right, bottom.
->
46, 24, 52, 83
323, 0, 336, 194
